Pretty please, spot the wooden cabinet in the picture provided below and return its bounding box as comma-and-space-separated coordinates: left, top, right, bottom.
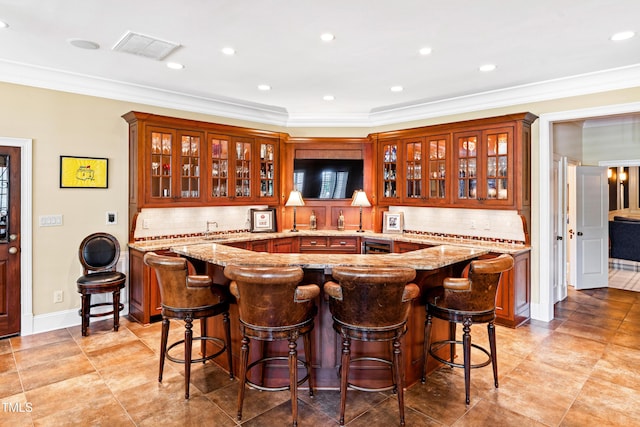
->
393, 240, 433, 253
299, 236, 360, 253
453, 126, 515, 207
272, 237, 298, 253
477, 251, 530, 328
123, 111, 283, 233
373, 113, 536, 226
128, 248, 177, 324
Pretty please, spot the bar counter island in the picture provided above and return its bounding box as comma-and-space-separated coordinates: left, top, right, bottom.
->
130, 231, 529, 389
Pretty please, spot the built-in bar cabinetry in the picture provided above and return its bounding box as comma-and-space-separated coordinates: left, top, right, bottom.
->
123, 111, 284, 233
373, 113, 537, 227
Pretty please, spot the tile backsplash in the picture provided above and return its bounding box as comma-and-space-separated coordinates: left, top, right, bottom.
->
389, 206, 526, 243
133, 205, 268, 240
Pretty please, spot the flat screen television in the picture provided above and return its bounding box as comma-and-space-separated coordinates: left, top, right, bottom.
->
293, 158, 364, 199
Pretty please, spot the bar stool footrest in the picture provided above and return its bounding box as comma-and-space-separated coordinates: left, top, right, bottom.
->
340, 356, 397, 393
166, 336, 227, 365
245, 356, 310, 392
429, 339, 491, 370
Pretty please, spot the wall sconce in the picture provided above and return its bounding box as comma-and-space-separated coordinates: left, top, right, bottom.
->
351, 190, 371, 233
285, 190, 305, 232
607, 168, 613, 179
620, 170, 627, 183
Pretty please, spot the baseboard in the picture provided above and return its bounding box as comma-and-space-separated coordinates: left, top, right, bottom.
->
609, 258, 640, 271
24, 306, 130, 336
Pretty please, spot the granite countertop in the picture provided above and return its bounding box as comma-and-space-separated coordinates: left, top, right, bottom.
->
128, 230, 530, 255
170, 242, 489, 271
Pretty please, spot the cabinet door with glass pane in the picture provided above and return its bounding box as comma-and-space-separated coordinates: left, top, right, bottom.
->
403, 137, 425, 202
233, 137, 253, 200
208, 134, 230, 201
483, 127, 514, 206
256, 137, 279, 203
453, 127, 514, 206
426, 134, 450, 204
378, 139, 400, 204
146, 126, 203, 204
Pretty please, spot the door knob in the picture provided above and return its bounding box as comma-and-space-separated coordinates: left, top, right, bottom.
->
556, 236, 563, 240
577, 231, 583, 236
8, 247, 18, 254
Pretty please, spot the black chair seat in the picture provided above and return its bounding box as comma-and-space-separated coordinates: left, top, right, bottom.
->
77, 271, 126, 287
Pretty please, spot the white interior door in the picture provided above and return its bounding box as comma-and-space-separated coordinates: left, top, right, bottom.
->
575, 166, 608, 290
553, 155, 567, 302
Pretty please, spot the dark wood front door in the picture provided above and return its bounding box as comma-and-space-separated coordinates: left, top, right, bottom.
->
0, 146, 21, 338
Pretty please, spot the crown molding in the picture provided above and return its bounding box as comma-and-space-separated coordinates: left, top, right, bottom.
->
1, 59, 639, 128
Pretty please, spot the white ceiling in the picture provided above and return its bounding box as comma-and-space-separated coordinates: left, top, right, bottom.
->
1, 0, 639, 127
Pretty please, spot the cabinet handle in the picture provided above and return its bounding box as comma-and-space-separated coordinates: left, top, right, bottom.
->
310, 241, 317, 245
339, 241, 347, 245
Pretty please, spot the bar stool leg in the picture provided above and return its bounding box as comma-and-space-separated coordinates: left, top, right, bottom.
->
184, 316, 193, 399
288, 336, 299, 427
393, 337, 405, 426
462, 317, 472, 405
113, 289, 121, 332
159, 317, 170, 382
303, 331, 314, 397
488, 321, 499, 388
422, 313, 432, 383
237, 334, 250, 421
339, 334, 351, 426
80, 293, 91, 337
223, 312, 234, 379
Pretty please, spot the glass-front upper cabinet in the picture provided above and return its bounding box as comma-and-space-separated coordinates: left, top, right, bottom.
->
427, 135, 450, 204
209, 134, 229, 199
453, 127, 514, 206
379, 140, 400, 203
257, 137, 278, 203
233, 138, 252, 199
147, 127, 203, 203
404, 137, 424, 200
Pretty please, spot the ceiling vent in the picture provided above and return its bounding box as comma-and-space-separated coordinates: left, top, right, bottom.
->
112, 31, 180, 60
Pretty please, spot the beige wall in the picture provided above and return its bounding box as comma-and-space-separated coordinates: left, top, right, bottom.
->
2, 80, 639, 326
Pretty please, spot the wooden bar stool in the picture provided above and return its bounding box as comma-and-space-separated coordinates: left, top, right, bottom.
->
422, 254, 514, 404
324, 266, 419, 426
144, 252, 233, 399
224, 265, 320, 427
76, 232, 126, 337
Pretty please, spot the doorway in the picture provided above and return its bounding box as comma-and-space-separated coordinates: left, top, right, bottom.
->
537, 102, 640, 322
0, 137, 32, 337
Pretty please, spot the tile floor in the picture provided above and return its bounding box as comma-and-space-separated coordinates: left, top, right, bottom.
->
2, 278, 640, 426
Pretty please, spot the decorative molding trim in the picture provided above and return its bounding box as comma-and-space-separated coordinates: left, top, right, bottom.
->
2, 59, 640, 128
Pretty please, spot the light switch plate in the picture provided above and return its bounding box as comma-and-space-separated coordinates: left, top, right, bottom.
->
106, 211, 118, 225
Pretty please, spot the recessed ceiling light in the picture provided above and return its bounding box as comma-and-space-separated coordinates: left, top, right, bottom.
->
166, 62, 184, 70
221, 47, 236, 55
323, 95, 335, 101
390, 86, 403, 92
68, 39, 100, 50
419, 47, 432, 55
611, 31, 635, 41
479, 64, 496, 72
320, 33, 335, 42
258, 84, 271, 91
0, 20, 8, 29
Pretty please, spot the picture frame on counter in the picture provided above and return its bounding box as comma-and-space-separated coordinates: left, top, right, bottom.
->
60, 155, 109, 188
250, 208, 277, 232
383, 211, 404, 234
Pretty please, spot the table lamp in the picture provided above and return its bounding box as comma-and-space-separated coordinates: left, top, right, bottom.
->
285, 189, 305, 232
351, 190, 371, 233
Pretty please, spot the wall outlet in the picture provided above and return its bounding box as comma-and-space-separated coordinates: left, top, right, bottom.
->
53, 290, 63, 303
142, 219, 150, 229
470, 220, 476, 229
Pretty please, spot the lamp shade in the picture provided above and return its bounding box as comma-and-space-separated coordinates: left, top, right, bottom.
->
351, 190, 371, 207
285, 190, 305, 207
